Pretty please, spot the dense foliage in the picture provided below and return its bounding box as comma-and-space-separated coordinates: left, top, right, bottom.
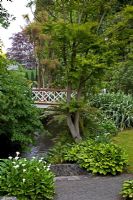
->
0, 60, 42, 150
64, 140, 128, 175
121, 180, 133, 199
0, 153, 55, 200
111, 64, 133, 94
92, 92, 133, 130
81, 108, 118, 138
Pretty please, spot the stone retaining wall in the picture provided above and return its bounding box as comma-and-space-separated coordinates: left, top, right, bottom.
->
50, 163, 88, 176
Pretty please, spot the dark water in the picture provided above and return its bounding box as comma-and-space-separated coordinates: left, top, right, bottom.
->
0, 135, 21, 158
22, 134, 54, 158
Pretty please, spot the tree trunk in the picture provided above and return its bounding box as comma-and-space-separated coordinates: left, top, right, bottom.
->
67, 113, 81, 142
74, 84, 82, 135
66, 82, 82, 142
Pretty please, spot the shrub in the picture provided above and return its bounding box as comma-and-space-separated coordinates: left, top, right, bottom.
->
92, 92, 133, 130
0, 64, 42, 150
0, 152, 55, 200
121, 180, 133, 199
64, 140, 128, 175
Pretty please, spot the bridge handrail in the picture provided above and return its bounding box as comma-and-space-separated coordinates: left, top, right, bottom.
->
32, 88, 76, 105
32, 88, 71, 92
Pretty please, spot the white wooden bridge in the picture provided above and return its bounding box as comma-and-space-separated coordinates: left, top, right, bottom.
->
32, 88, 75, 108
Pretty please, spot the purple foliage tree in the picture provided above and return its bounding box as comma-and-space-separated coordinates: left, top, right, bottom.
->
7, 31, 36, 69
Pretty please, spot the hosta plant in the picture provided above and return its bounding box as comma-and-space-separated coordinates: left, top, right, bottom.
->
64, 140, 128, 175
121, 180, 133, 199
78, 143, 128, 175
0, 152, 55, 200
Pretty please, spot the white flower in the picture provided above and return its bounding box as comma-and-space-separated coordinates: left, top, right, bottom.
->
22, 164, 26, 167
39, 160, 42, 163
16, 152, 20, 156
15, 156, 19, 160
22, 178, 26, 183
23, 169, 26, 172
12, 161, 16, 164
32, 156, 36, 159
13, 165, 19, 169
47, 166, 50, 171
8, 156, 13, 160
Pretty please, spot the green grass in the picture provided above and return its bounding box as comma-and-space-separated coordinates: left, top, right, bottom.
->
113, 129, 133, 173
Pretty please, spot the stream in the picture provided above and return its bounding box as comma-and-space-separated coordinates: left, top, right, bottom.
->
22, 134, 54, 158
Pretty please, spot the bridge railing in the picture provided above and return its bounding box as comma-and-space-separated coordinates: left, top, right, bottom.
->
32, 88, 75, 104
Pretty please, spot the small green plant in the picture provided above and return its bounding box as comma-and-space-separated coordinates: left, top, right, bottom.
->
121, 180, 133, 199
47, 143, 72, 164
98, 117, 118, 136
0, 152, 55, 200
64, 140, 128, 175
95, 133, 111, 143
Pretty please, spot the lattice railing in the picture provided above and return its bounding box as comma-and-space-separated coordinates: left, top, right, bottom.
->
32, 88, 75, 104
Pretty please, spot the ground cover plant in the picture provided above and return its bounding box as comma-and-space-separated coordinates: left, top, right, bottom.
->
113, 129, 133, 173
0, 152, 55, 200
121, 180, 133, 199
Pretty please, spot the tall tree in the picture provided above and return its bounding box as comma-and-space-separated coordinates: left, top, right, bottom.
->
25, 12, 59, 88
27, 0, 132, 141
7, 31, 36, 69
